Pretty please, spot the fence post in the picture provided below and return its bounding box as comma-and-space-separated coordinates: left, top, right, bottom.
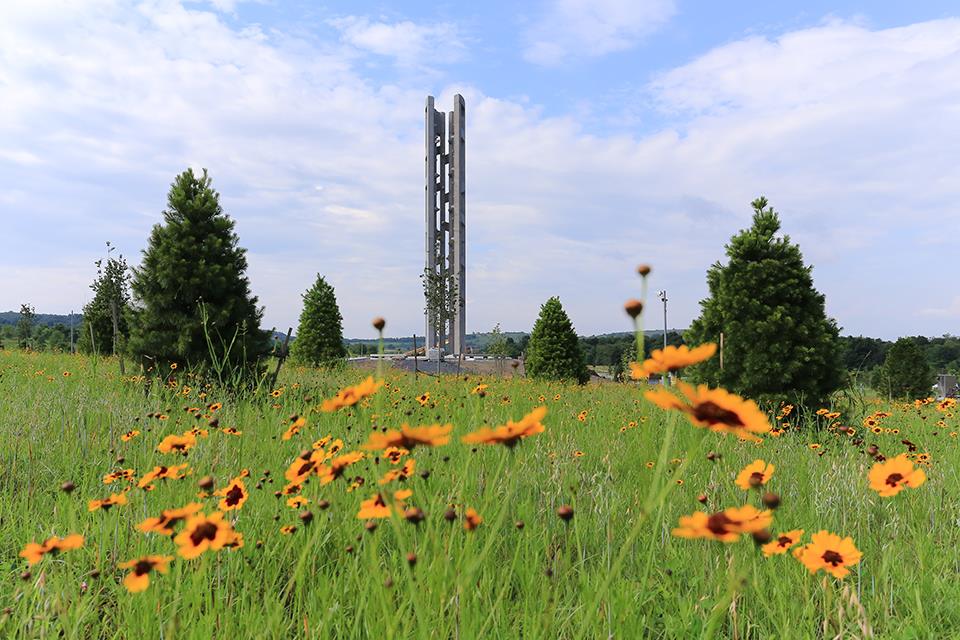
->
268, 328, 293, 391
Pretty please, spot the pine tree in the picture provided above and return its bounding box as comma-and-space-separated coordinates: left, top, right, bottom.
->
686, 197, 844, 406
78, 246, 130, 356
16, 303, 35, 349
525, 297, 589, 384
878, 338, 934, 400
289, 274, 346, 367
127, 168, 271, 378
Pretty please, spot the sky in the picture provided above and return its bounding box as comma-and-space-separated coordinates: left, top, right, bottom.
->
2, 0, 959, 340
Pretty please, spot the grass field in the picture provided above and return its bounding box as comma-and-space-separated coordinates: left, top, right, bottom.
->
2, 350, 958, 639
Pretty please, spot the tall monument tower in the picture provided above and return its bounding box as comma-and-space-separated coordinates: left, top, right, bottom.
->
425, 94, 466, 357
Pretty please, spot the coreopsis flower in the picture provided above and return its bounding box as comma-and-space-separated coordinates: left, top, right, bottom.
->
208, 402, 223, 412
221, 427, 241, 436
316, 451, 365, 485
137, 464, 189, 490
280, 525, 296, 535
187, 426, 209, 439
795, 530, 862, 579
672, 505, 773, 542
312, 435, 333, 450
157, 433, 197, 455
630, 343, 716, 379
118, 555, 173, 593
464, 508, 483, 531
356, 489, 412, 519
88, 491, 129, 512
103, 469, 136, 485
362, 424, 453, 451
868, 454, 927, 497
461, 406, 547, 447
577, 410, 588, 422
734, 459, 775, 490
174, 512, 237, 560
471, 384, 488, 395
19, 534, 84, 565
285, 451, 322, 484
645, 382, 770, 442
121, 430, 140, 442
286, 496, 309, 509
137, 503, 203, 536
214, 476, 249, 511
282, 415, 306, 441
761, 529, 804, 557
383, 446, 409, 464
320, 377, 383, 412
416, 392, 431, 407
379, 459, 416, 485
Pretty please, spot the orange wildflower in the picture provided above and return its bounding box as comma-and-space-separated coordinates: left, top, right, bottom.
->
645, 382, 770, 441
118, 555, 173, 593
379, 459, 416, 485
88, 491, 129, 512
316, 451, 365, 485
672, 505, 773, 542
19, 534, 84, 565
173, 512, 237, 560
464, 508, 483, 531
761, 529, 804, 557
362, 424, 452, 450
214, 476, 249, 511
734, 459, 775, 490
868, 454, 926, 497
137, 463, 189, 489
137, 503, 203, 536
795, 530, 862, 579
461, 406, 547, 447
320, 377, 383, 412
156, 432, 197, 455
630, 343, 716, 379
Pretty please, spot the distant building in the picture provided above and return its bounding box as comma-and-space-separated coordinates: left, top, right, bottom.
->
936, 374, 958, 398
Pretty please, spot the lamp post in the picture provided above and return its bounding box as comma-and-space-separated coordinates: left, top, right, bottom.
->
658, 290, 668, 350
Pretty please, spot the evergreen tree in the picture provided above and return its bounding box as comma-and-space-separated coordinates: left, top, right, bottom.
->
878, 338, 934, 400
289, 274, 346, 367
686, 197, 844, 406
17, 303, 35, 349
127, 168, 271, 378
525, 297, 589, 384
78, 245, 131, 356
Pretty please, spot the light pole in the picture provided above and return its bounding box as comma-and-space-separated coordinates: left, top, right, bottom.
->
658, 290, 668, 350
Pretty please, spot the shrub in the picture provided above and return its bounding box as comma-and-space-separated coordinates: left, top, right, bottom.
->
525, 297, 589, 384
290, 274, 346, 367
686, 197, 844, 406
127, 168, 271, 380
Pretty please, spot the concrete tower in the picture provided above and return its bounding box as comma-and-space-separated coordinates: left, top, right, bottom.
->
424, 94, 466, 357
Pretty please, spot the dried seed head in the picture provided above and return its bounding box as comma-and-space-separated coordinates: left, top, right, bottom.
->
637, 264, 652, 277
299, 511, 314, 525
752, 529, 772, 545
515, 520, 525, 530
198, 476, 214, 490
317, 499, 330, 510
364, 521, 378, 533
443, 508, 457, 522
372, 317, 386, 332
696, 493, 708, 504
761, 492, 781, 509
406, 552, 417, 566
556, 505, 574, 522
345, 545, 354, 554
624, 299, 644, 319
61, 481, 76, 493
866, 444, 879, 456
383, 577, 393, 588
404, 507, 425, 525
706, 452, 720, 462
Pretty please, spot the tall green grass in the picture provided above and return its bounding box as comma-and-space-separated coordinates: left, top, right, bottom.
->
1, 350, 958, 638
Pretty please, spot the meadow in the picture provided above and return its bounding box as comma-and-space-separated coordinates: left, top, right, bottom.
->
2, 349, 958, 639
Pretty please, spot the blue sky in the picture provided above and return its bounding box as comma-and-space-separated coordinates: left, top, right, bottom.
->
2, 0, 959, 340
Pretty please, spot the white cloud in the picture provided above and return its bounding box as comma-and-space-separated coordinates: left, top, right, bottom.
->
523, 0, 676, 66
330, 16, 464, 66
1, 5, 959, 340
